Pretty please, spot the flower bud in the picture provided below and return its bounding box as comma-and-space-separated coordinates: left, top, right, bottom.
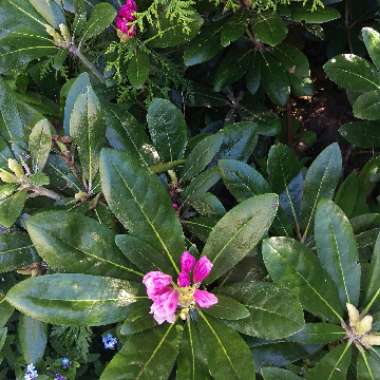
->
59, 23, 71, 42
361, 334, 380, 348
356, 315, 373, 336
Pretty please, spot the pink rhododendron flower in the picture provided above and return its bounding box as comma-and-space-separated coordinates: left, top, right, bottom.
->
115, 0, 137, 40
142, 252, 218, 324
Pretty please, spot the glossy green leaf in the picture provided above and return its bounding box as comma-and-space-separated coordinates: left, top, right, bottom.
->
204, 294, 250, 321
335, 172, 360, 217
306, 343, 352, 380
18, 315, 47, 363
315, 199, 361, 307
291, 5, 340, 23
221, 282, 304, 340
353, 90, 380, 120
263, 237, 343, 322
362, 27, 380, 70
26, 210, 141, 279
181, 133, 223, 183
69, 83, 105, 188
147, 98, 187, 162
219, 159, 270, 202
189, 192, 225, 217
220, 14, 245, 47
198, 312, 256, 380
203, 193, 279, 284
339, 121, 380, 148
29, 0, 65, 28
0, 327, 6, 352
81, 2, 116, 41
100, 148, 185, 274
301, 143, 342, 239
288, 323, 345, 345
364, 232, 380, 312
0, 302, 14, 327
324, 54, 380, 92
127, 49, 150, 89
255, 13, 287, 47
29, 118, 52, 172
100, 323, 183, 380
272, 43, 310, 78
6, 273, 142, 326
0, 187, 27, 228
261, 367, 302, 380
0, 232, 36, 273
357, 348, 380, 380
119, 301, 155, 336
246, 53, 262, 95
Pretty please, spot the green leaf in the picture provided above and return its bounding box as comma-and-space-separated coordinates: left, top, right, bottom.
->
188, 192, 225, 217
301, 143, 342, 239
127, 49, 150, 89
63, 73, 91, 135
306, 343, 352, 380
339, 121, 380, 148
288, 323, 345, 345
246, 53, 262, 95
0, 232, 36, 273
315, 199, 361, 307
100, 324, 183, 380
263, 237, 343, 322
335, 172, 360, 217
272, 43, 310, 78
198, 312, 256, 380
0, 188, 27, 228
203, 193, 279, 284
69, 83, 105, 188
176, 320, 209, 380
324, 54, 380, 92
204, 294, 250, 321
261, 367, 302, 380
100, 148, 185, 274
29, 118, 53, 172
364, 232, 380, 311
119, 301, 155, 336
18, 315, 47, 363
29, 0, 65, 28
181, 133, 223, 183
0, 327, 7, 352
353, 90, 380, 120
218, 159, 271, 202
357, 348, 380, 380
362, 27, 380, 70
262, 54, 290, 106
81, 2, 116, 41
221, 282, 305, 340
25, 210, 141, 279
147, 98, 187, 162
254, 13, 288, 47
291, 5, 341, 24
0, 302, 14, 327
6, 273, 142, 326
220, 14, 245, 47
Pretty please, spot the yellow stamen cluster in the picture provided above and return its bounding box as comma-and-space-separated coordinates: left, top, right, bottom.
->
177, 286, 196, 321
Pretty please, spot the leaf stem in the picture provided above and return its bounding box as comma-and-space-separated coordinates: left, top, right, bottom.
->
29, 186, 62, 201
150, 159, 185, 174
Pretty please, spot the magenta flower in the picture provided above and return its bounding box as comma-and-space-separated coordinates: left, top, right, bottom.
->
115, 0, 137, 39
142, 252, 218, 324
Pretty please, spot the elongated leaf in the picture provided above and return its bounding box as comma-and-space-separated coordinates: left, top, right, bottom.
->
335, 172, 360, 217
204, 294, 250, 321
119, 301, 155, 336
315, 200, 361, 307
353, 90, 380, 120
29, 0, 65, 28
0, 327, 6, 352
198, 312, 256, 380
219, 159, 270, 202
0, 232, 36, 273
181, 134, 223, 183
261, 367, 302, 380
301, 143, 342, 239
6, 274, 142, 326
254, 13, 287, 47
100, 324, 183, 380
362, 27, 380, 70
0, 188, 27, 228
288, 323, 345, 345
272, 43, 310, 78
291, 5, 340, 23
70, 84, 105, 188
203, 194, 279, 284
81, 2, 116, 41
364, 232, 380, 311
176, 319, 209, 380
147, 98, 187, 162
339, 121, 380, 148
221, 282, 304, 340
29, 118, 52, 171
306, 343, 352, 380
100, 148, 185, 274
324, 54, 380, 92
18, 315, 47, 363
263, 237, 343, 322
357, 348, 380, 380
26, 210, 140, 279
189, 191, 225, 217
127, 49, 150, 89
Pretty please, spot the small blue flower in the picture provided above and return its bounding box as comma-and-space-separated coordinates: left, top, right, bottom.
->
61, 357, 70, 370
102, 333, 118, 350
54, 374, 66, 380
24, 363, 38, 380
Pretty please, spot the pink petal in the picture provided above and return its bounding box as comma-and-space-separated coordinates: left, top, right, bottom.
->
194, 289, 218, 309
143, 271, 172, 301
177, 272, 191, 287
150, 289, 179, 324
180, 251, 196, 274
193, 256, 213, 283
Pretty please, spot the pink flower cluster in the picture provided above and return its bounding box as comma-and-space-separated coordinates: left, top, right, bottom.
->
143, 251, 218, 324
115, 0, 137, 38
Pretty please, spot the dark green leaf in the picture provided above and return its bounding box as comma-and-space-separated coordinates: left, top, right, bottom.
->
0, 187, 27, 228
362, 27, 380, 70
353, 90, 380, 120
204, 294, 250, 321
29, 119, 53, 172
335, 172, 360, 217
357, 348, 380, 380
339, 121, 380, 148
364, 232, 380, 312
127, 49, 150, 89
261, 367, 302, 380
291, 5, 341, 24
255, 13, 288, 47
246, 53, 262, 95
119, 301, 156, 336
288, 323, 345, 345
272, 43, 310, 78
29, 0, 65, 28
